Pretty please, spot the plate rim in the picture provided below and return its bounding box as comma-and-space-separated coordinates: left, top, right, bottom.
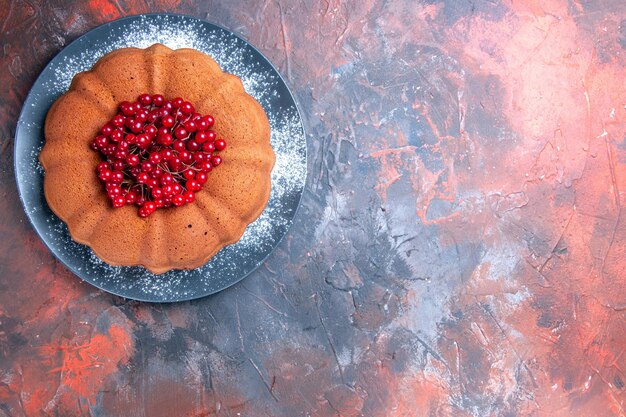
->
14, 12, 307, 302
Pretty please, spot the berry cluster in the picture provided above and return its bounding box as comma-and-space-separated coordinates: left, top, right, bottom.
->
91, 94, 226, 217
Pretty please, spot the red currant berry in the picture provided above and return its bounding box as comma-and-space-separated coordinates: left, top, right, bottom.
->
101, 123, 114, 136
161, 115, 175, 128
183, 169, 195, 180
120, 101, 134, 116
124, 133, 136, 144
126, 154, 140, 166
149, 152, 162, 164
151, 167, 164, 178
139, 202, 156, 217
147, 110, 159, 124
184, 120, 197, 132
130, 166, 142, 177
183, 190, 195, 203
104, 144, 117, 155
97, 162, 110, 172
157, 133, 173, 146
147, 178, 159, 188
173, 141, 186, 152
197, 119, 209, 131
152, 94, 165, 107
186, 140, 200, 152
113, 160, 125, 171
174, 126, 188, 139
169, 157, 182, 171
130, 120, 143, 133
112, 114, 125, 127
173, 194, 185, 206
144, 125, 157, 137
154, 198, 165, 208
186, 179, 201, 192
203, 115, 215, 127
196, 131, 209, 143
163, 184, 174, 196
135, 111, 148, 123
160, 173, 174, 186
138, 93, 152, 106
214, 139, 226, 151
125, 192, 137, 204
99, 169, 112, 181
180, 101, 194, 114
200, 161, 213, 172
136, 134, 151, 149
137, 172, 149, 183
172, 97, 184, 108
179, 150, 193, 164
196, 172, 208, 184
113, 195, 126, 208
202, 142, 215, 153
193, 152, 206, 164
151, 187, 164, 199
210, 155, 222, 166
106, 183, 122, 196
161, 149, 174, 160
112, 171, 124, 183
95, 135, 108, 148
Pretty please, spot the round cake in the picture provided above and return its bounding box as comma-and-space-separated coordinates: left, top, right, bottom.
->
40, 44, 275, 274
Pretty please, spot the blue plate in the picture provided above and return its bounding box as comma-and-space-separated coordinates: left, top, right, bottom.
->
14, 14, 307, 302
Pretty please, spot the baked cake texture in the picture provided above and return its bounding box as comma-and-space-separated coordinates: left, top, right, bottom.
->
40, 44, 275, 274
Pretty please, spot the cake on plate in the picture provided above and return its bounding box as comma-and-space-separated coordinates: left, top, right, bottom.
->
40, 44, 275, 274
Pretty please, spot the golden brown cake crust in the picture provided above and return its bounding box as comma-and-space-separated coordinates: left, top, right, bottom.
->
40, 44, 275, 274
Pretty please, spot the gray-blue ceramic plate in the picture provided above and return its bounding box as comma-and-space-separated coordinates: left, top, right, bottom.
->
14, 13, 306, 302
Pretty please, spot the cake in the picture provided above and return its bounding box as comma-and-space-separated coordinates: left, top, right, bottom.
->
39, 44, 275, 274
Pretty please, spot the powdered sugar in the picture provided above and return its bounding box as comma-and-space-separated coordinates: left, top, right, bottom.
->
16, 14, 306, 301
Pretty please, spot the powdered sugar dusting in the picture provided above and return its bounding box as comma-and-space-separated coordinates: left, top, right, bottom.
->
16, 14, 306, 301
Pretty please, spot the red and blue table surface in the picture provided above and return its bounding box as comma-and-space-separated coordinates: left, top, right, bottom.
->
1, 0, 625, 416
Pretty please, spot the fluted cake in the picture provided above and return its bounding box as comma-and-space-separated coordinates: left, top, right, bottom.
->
40, 44, 275, 274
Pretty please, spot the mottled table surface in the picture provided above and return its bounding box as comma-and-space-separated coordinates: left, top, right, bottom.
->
1, 1, 625, 416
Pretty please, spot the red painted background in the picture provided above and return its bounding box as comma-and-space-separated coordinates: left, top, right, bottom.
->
1, 0, 625, 416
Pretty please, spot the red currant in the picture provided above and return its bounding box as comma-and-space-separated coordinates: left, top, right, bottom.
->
202, 141, 215, 153
173, 194, 185, 207
161, 115, 175, 128
184, 190, 195, 203
196, 172, 208, 184
210, 155, 222, 166
113, 195, 126, 208
174, 126, 188, 139
200, 161, 213, 172
203, 115, 214, 127
152, 94, 165, 107
180, 101, 194, 114
186, 140, 200, 152
138, 93, 152, 106
214, 139, 226, 151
